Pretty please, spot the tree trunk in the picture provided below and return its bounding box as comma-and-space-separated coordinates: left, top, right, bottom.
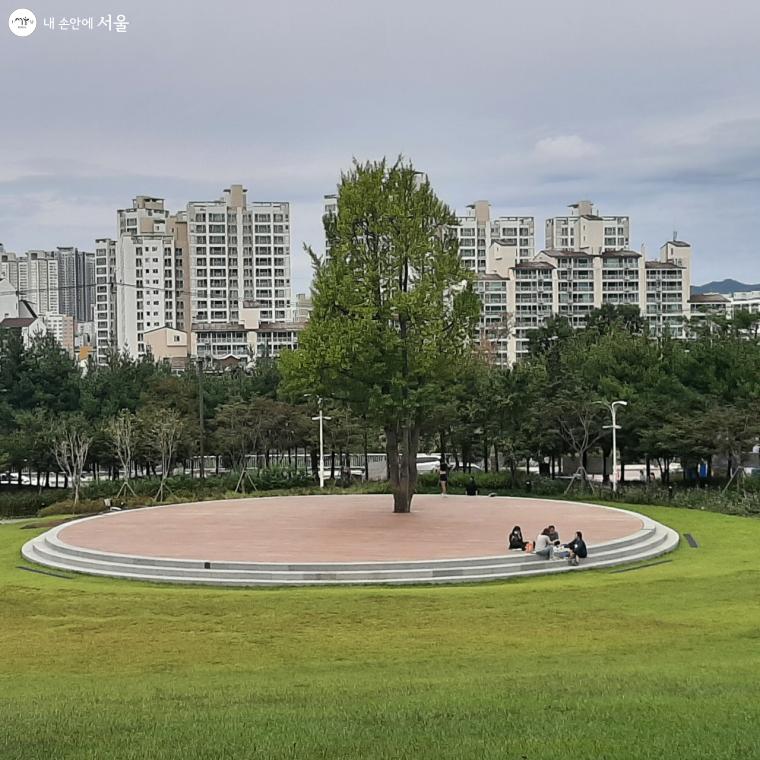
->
386, 424, 419, 513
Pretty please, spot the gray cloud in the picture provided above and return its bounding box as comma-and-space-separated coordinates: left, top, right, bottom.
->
2, 0, 760, 289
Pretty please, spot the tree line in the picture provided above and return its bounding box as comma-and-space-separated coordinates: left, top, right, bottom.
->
1, 158, 758, 514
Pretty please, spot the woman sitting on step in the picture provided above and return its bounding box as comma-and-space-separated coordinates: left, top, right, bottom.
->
533, 528, 554, 560
508, 526, 527, 551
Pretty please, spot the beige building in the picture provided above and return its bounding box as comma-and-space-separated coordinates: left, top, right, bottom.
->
40, 312, 75, 356
144, 326, 197, 371
545, 200, 629, 255
455, 201, 535, 274
477, 235, 693, 363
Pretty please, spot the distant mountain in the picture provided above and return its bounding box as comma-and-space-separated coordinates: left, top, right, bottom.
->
692, 279, 760, 295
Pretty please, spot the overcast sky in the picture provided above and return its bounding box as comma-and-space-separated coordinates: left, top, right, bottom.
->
3, 0, 760, 291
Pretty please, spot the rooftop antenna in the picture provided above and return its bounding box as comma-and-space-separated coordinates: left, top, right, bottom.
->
673, 229, 678, 242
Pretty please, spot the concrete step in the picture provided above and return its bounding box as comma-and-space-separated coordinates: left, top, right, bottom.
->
21, 522, 679, 586
35, 525, 667, 577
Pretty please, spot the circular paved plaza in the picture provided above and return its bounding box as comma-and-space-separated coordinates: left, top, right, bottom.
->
56, 494, 644, 563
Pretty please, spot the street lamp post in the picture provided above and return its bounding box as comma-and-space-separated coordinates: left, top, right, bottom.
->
306, 395, 331, 488
603, 400, 628, 492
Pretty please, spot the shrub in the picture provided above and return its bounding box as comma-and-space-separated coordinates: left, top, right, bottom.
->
0, 488, 62, 518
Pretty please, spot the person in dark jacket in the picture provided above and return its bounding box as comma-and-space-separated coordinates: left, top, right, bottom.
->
508, 525, 527, 551
438, 460, 449, 495
564, 531, 588, 565
465, 476, 478, 496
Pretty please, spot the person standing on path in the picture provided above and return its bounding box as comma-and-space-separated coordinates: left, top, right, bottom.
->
438, 459, 450, 495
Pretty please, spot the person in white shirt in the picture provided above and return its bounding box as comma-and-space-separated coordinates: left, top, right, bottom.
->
534, 529, 554, 560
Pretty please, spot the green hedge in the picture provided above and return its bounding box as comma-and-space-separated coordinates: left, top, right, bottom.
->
0, 488, 63, 518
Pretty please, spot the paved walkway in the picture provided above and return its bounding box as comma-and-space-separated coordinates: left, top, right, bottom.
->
56, 495, 643, 563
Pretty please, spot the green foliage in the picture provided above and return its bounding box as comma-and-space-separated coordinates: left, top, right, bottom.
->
0, 489, 62, 518
35, 466, 315, 516
3, 507, 760, 758
281, 158, 480, 511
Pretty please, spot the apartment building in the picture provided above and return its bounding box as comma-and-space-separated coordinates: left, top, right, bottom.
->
478, 236, 692, 363
730, 290, 760, 316
545, 200, 629, 254
40, 312, 75, 356
508, 260, 556, 361
323, 193, 338, 260
187, 185, 291, 362
94, 238, 117, 363
57, 246, 95, 322
95, 186, 293, 365
688, 289, 760, 330
0, 248, 60, 315
110, 196, 182, 358
0, 246, 20, 291
645, 241, 692, 338
455, 201, 535, 274
293, 292, 313, 323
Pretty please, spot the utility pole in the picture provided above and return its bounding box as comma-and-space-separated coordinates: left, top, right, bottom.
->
197, 357, 205, 480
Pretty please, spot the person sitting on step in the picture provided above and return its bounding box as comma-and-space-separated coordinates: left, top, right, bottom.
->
533, 528, 554, 560
546, 524, 560, 544
508, 525, 527, 551
564, 531, 588, 566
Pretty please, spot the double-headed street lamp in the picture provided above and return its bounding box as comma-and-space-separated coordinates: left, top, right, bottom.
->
305, 395, 331, 488
602, 400, 628, 492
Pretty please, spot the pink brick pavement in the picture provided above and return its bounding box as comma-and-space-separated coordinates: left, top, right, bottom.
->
58, 494, 642, 563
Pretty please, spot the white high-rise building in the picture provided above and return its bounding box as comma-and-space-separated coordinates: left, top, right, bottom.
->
25, 250, 61, 315
0, 247, 21, 290
94, 238, 117, 363
95, 186, 292, 365
545, 200, 629, 254
93, 197, 184, 360
0, 249, 60, 316
188, 185, 290, 327
114, 196, 182, 358
188, 185, 291, 361
455, 201, 535, 274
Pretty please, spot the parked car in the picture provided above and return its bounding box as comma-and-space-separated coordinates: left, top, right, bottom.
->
452, 463, 483, 473
416, 455, 442, 473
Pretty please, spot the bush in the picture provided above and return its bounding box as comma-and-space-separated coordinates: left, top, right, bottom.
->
0, 488, 62, 518
608, 483, 760, 517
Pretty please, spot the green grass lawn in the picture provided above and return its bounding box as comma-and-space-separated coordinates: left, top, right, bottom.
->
2, 505, 760, 759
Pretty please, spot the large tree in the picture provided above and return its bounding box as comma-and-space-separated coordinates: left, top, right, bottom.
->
281, 158, 479, 512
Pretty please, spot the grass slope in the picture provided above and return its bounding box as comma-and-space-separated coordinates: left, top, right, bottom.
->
2, 506, 759, 759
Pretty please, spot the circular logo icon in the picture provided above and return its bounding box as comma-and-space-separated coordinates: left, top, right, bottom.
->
9, 8, 36, 37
